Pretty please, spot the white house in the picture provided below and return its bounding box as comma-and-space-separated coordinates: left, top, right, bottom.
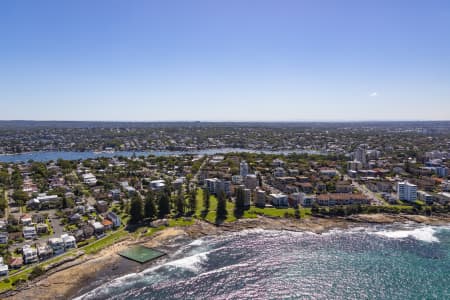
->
270, 193, 288, 207
61, 234, 77, 249
0, 257, 8, 276
82, 173, 97, 185
48, 237, 65, 255
23, 226, 37, 240
23, 245, 38, 264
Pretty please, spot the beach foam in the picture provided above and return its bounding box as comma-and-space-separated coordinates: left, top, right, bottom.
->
373, 226, 440, 243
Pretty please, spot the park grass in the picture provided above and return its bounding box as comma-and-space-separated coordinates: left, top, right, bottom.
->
193, 188, 311, 222
83, 229, 129, 255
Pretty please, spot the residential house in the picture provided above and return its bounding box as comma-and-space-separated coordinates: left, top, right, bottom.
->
92, 222, 105, 236
82, 173, 97, 185
23, 245, 38, 264
23, 226, 37, 240
9, 257, 23, 269
106, 212, 121, 228
150, 180, 166, 191
270, 193, 289, 207
101, 219, 113, 231
61, 234, 77, 249
0, 233, 8, 244
336, 182, 353, 193
36, 223, 48, 235
37, 243, 53, 260
96, 200, 109, 213
48, 237, 65, 255
417, 191, 434, 204
316, 193, 369, 206
0, 258, 8, 276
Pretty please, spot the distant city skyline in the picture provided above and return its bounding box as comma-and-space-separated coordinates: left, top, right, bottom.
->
1, 0, 450, 121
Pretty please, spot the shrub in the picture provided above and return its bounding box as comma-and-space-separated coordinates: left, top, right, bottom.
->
29, 266, 45, 280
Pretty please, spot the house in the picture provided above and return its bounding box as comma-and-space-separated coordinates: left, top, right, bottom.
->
298, 182, 313, 194
20, 214, 33, 226
173, 177, 185, 189
23, 245, 38, 264
319, 168, 338, 177
36, 223, 49, 235
417, 191, 434, 204
316, 193, 369, 206
9, 257, 23, 269
289, 193, 302, 207
272, 159, 285, 167
82, 173, 97, 185
96, 200, 109, 213
273, 167, 286, 177
0, 258, 8, 276
124, 186, 136, 196
436, 192, 450, 205
110, 189, 121, 200
32, 214, 46, 224
0, 233, 8, 244
27, 194, 60, 209
336, 182, 353, 193
69, 213, 82, 224
101, 219, 113, 231
48, 237, 65, 255
301, 194, 316, 207
269, 193, 289, 207
91, 222, 105, 236
80, 225, 93, 239
8, 232, 22, 242
0, 220, 6, 231
61, 234, 77, 249
23, 226, 37, 240
150, 180, 166, 191
37, 243, 53, 260
106, 211, 121, 228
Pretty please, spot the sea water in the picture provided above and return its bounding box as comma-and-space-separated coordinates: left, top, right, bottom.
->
75, 224, 450, 300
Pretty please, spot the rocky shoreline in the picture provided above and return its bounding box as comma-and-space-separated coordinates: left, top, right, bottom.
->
4, 213, 450, 300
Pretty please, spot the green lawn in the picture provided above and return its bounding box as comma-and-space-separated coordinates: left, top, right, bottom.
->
83, 229, 129, 254
193, 188, 311, 222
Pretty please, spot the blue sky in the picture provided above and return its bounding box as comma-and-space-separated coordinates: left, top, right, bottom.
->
1, 0, 449, 121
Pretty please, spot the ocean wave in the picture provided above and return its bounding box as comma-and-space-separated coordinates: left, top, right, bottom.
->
165, 250, 210, 272
371, 226, 441, 243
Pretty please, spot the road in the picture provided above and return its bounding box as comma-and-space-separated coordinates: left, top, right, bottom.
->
344, 175, 385, 206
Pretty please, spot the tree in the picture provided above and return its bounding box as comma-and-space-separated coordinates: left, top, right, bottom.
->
144, 192, 157, 220
188, 189, 197, 214
216, 190, 228, 222
235, 187, 245, 209
12, 190, 28, 207
202, 188, 210, 211
175, 191, 185, 216
129, 195, 143, 224
158, 192, 171, 218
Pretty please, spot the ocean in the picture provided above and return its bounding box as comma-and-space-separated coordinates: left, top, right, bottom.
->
75, 224, 450, 300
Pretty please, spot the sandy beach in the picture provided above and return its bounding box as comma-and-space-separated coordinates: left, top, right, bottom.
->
3, 213, 450, 300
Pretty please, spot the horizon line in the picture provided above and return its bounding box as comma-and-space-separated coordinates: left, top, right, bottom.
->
1, 119, 450, 123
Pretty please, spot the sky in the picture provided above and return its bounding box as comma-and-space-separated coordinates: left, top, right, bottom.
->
1, 0, 450, 121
